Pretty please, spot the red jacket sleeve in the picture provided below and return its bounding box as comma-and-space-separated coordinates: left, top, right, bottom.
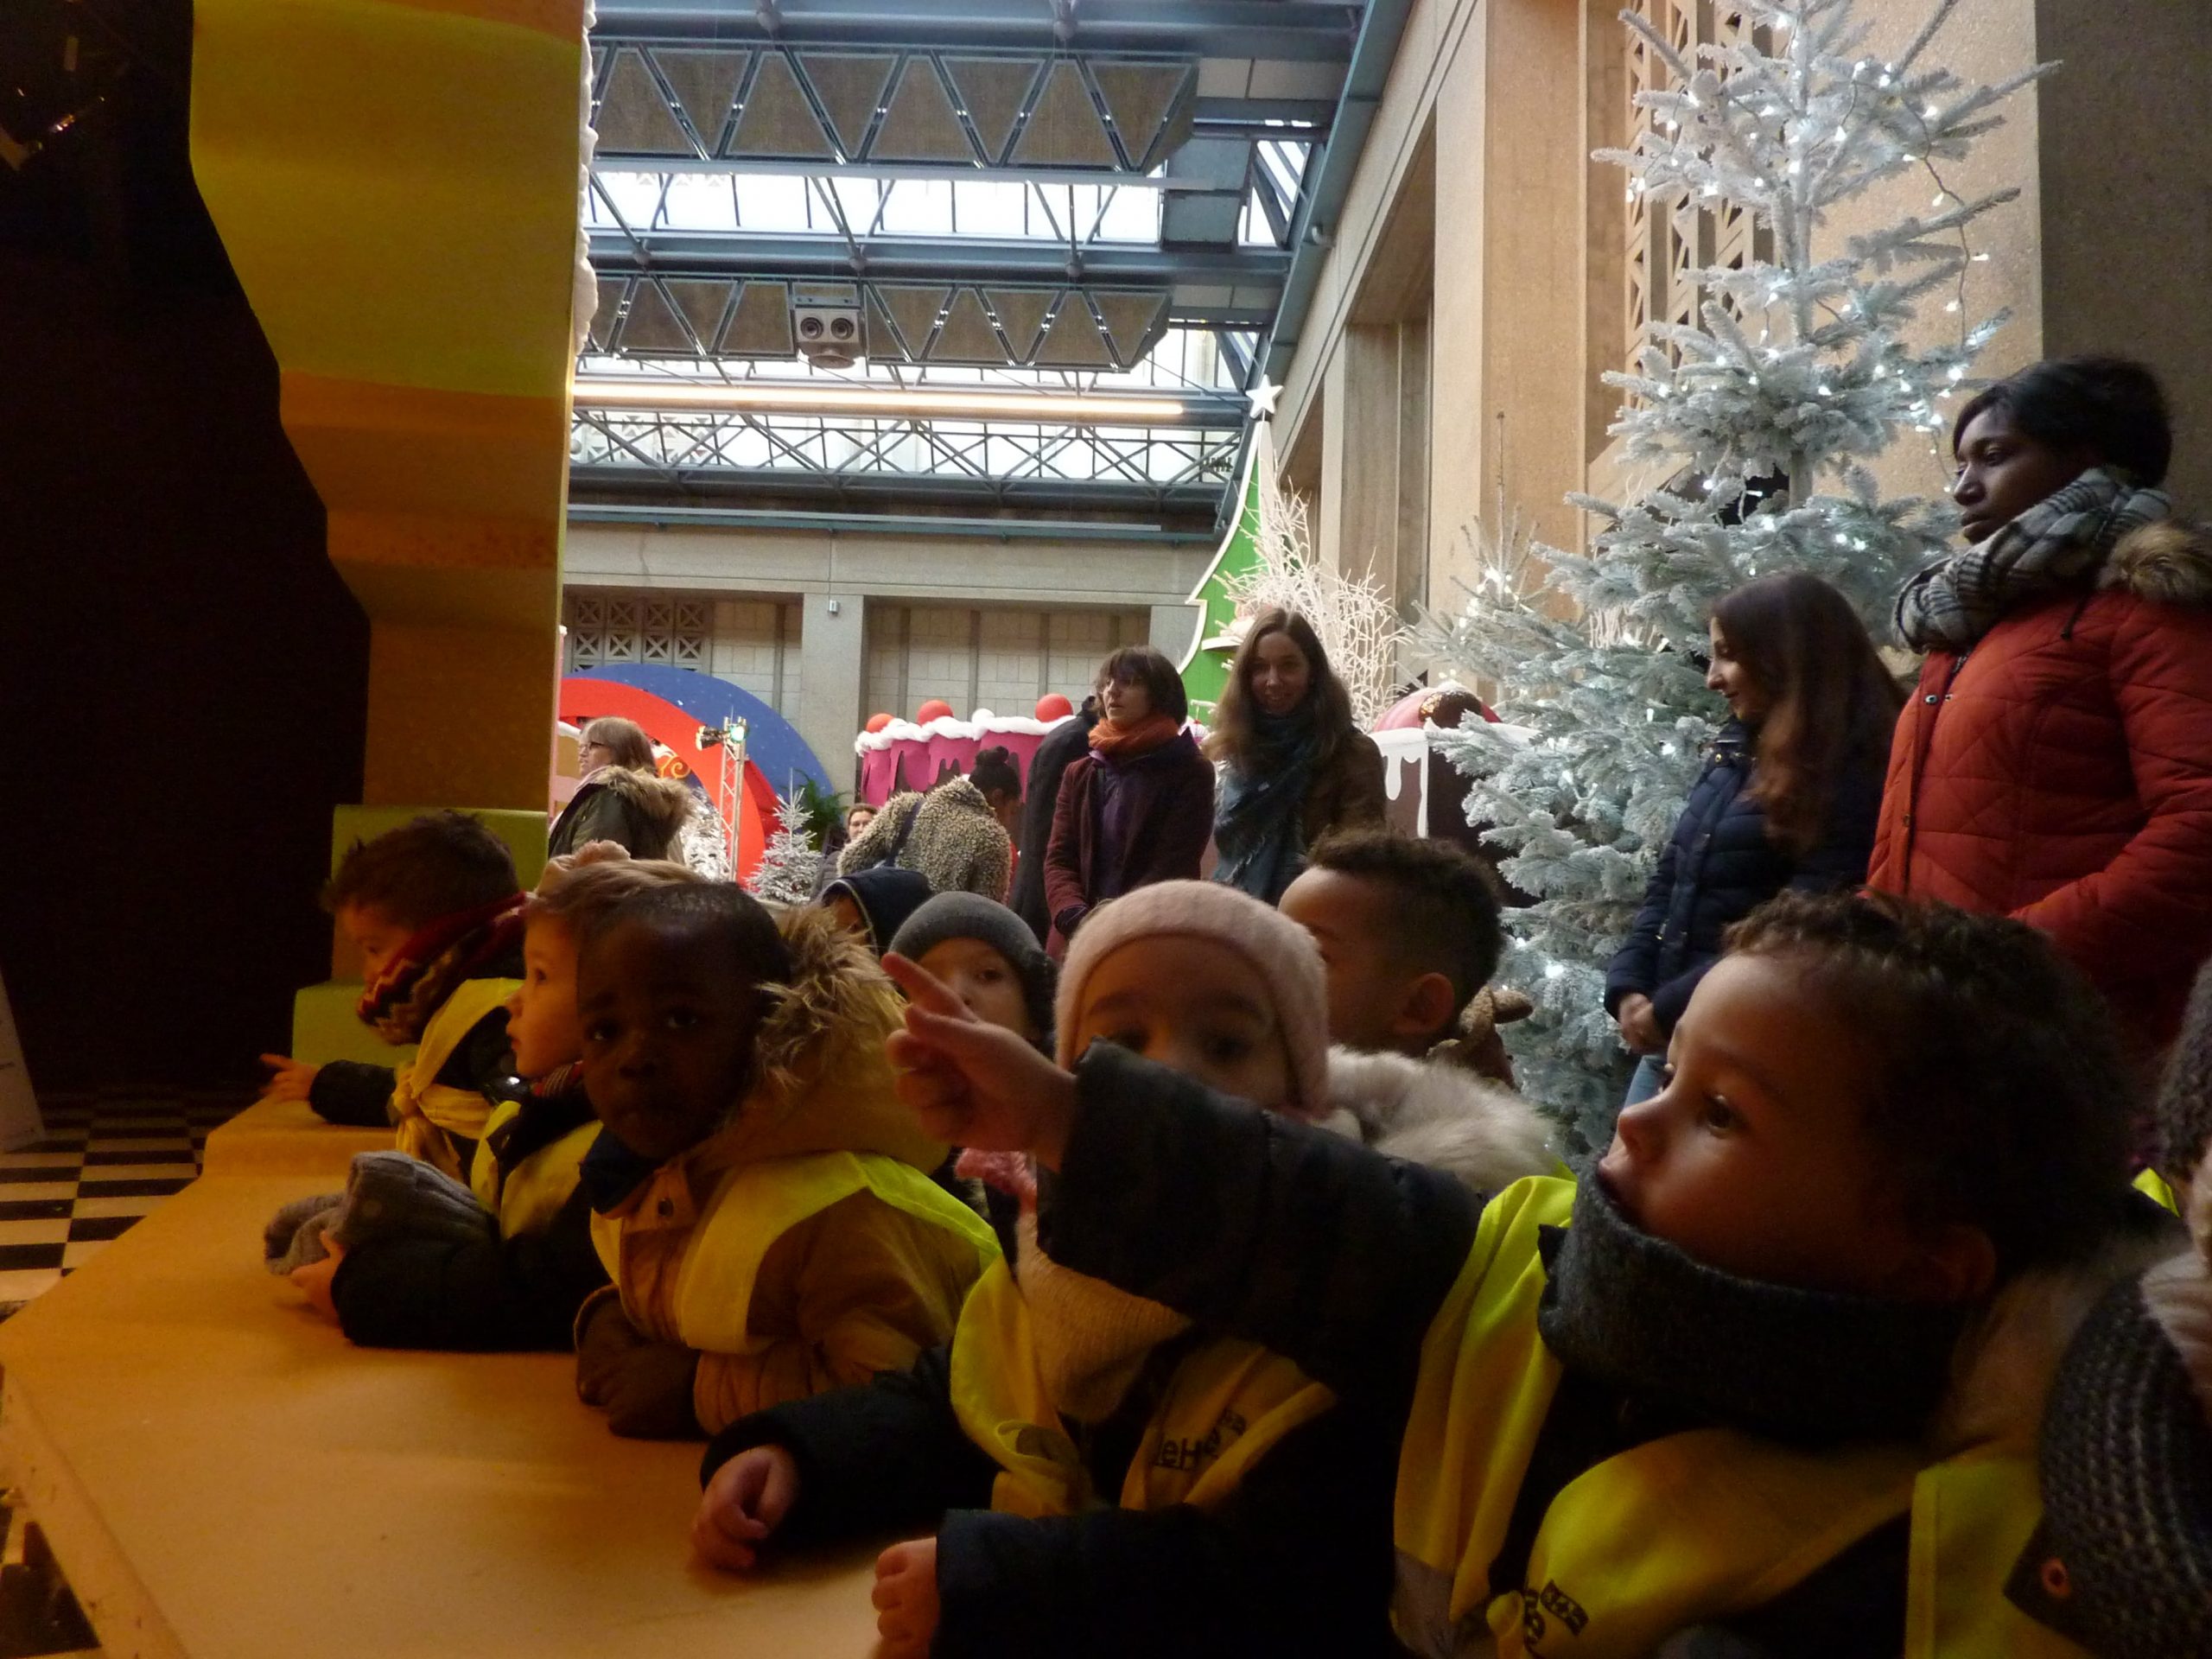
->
2012, 601, 2212, 1017
1044, 760, 1093, 935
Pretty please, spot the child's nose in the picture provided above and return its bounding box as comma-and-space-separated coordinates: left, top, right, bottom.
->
1614, 1094, 1664, 1160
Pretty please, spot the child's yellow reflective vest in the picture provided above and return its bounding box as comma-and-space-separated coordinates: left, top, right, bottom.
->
948, 1256, 1336, 1516
589, 1151, 1001, 1353
1391, 1176, 2087, 1659
391, 977, 517, 1179
467, 1097, 597, 1240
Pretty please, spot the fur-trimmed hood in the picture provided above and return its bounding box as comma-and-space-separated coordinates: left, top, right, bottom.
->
2099, 516, 2212, 607
578, 764, 696, 847
1313, 1046, 1557, 1195
1929, 1199, 2188, 1459
676, 905, 945, 1187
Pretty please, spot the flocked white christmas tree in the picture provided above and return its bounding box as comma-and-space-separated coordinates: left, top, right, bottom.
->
750, 791, 825, 906
1421, 0, 2049, 1146
1221, 423, 1405, 728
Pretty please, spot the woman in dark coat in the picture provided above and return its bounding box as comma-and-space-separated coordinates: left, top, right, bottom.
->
1207, 608, 1385, 904
1605, 572, 1903, 1104
549, 715, 694, 861
1041, 646, 1214, 959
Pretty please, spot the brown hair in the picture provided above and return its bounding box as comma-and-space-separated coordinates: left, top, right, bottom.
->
581, 715, 656, 772
1727, 890, 2131, 1277
1708, 574, 1904, 856
321, 810, 520, 930
526, 857, 699, 933
1205, 607, 1355, 775
1093, 644, 1189, 724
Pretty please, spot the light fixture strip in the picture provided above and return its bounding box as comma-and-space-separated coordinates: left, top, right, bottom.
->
569, 379, 1192, 424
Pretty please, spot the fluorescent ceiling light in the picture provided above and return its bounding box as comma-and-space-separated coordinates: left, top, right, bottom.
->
569, 378, 1191, 423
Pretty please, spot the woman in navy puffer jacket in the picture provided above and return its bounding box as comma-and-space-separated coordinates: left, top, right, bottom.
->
1605, 572, 1904, 1104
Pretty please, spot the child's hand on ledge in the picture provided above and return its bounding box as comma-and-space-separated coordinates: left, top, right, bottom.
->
693, 1445, 800, 1572
288, 1236, 346, 1320
881, 954, 1076, 1169
257, 1054, 320, 1104
871, 1536, 939, 1659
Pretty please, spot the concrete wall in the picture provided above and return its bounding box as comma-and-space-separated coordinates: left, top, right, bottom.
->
564, 522, 1210, 780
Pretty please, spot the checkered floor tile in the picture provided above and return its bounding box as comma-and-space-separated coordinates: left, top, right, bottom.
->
0, 1093, 242, 1311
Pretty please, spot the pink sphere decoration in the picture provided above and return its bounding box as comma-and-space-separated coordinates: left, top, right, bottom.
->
864, 712, 893, 734
1035, 692, 1074, 721
916, 698, 956, 724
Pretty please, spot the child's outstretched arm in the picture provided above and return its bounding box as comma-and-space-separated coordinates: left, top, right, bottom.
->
884, 954, 1483, 1408
693, 1344, 995, 1571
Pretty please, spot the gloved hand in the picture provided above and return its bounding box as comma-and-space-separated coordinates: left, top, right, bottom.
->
575, 1292, 702, 1437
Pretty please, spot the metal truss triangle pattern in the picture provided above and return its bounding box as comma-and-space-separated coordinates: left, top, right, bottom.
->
597, 48, 692, 156
982, 287, 1053, 361
620, 280, 693, 352
799, 52, 895, 159
1091, 290, 1169, 368
872, 57, 971, 162
1033, 293, 1113, 367
1089, 62, 1193, 171
931, 289, 1004, 364
1010, 60, 1116, 169
655, 48, 747, 151
723, 281, 794, 356
666, 279, 730, 350
729, 51, 834, 160
877, 285, 951, 359
943, 57, 1041, 165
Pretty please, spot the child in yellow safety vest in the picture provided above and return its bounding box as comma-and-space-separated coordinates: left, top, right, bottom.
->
877, 888, 2180, 1659
569, 883, 1000, 1440
693, 880, 1554, 1659
281, 854, 700, 1348
257, 810, 525, 1181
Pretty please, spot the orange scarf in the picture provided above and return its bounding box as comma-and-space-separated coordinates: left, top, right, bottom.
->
1087, 712, 1181, 762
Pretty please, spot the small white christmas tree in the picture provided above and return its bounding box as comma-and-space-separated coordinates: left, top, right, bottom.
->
1221, 424, 1404, 728
1422, 0, 2047, 1146
750, 791, 825, 906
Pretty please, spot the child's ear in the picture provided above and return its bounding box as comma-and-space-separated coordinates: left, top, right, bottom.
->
1391, 972, 1462, 1043
1898, 1224, 1999, 1305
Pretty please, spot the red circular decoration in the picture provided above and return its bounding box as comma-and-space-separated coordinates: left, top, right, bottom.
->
917, 699, 956, 723
864, 712, 893, 734
1035, 693, 1074, 721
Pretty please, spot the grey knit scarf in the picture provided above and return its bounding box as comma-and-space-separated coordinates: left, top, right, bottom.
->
1895, 467, 2171, 652
1535, 1176, 1967, 1443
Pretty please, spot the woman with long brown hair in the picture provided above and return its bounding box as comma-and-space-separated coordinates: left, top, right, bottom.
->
1207, 607, 1385, 902
547, 715, 695, 861
1605, 572, 1904, 1103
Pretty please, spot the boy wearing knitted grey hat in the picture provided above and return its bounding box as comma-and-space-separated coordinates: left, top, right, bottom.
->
887, 893, 1057, 1049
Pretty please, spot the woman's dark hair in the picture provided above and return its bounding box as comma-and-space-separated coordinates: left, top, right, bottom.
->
1710, 573, 1904, 857
1093, 644, 1189, 724
1206, 607, 1355, 774
970, 746, 1022, 802
1728, 890, 2132, 1278
1951, 356, 2173, 487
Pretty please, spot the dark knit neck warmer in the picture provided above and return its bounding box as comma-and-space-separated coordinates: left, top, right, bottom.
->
1535, 1176, 1967, 1444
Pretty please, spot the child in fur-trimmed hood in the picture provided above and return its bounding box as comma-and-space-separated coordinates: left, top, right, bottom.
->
691, 880, 1554, 1659
569, 887, 1000, 1440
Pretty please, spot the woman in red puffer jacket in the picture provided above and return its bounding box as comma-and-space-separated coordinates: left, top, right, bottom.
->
1870, 356, 2212, 1059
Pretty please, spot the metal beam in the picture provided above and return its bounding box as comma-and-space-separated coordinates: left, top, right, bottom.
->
591, 1, 1364, 59
1260, 0, 1414, 381
587, 229, 1290, 289
567, 502, 1217, 542
572, 465, 1227, 512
